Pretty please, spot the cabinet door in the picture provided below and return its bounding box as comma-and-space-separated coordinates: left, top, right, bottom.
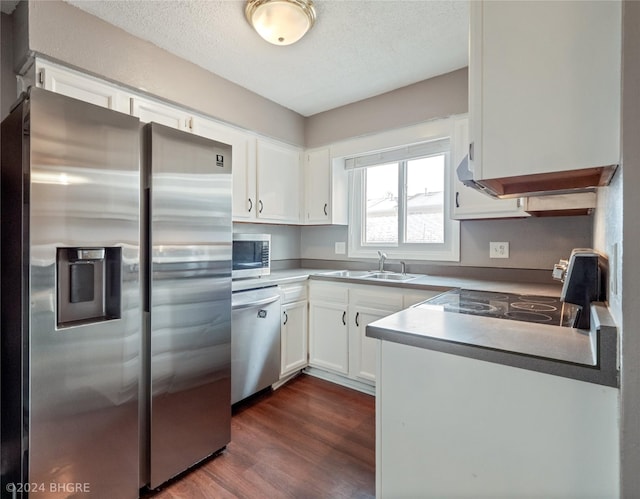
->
305, 148, 331, 224
256, 139, 301, 223
37, 62, 129, 113
233, 138, 257, 222
451, 116, 527, 219
281, 300, 308, 377
308, 301, 348, 375
304, 148, 348, 225
130, 96, 191, 131
470, 1, 620, 182
192, 117, 257, 221
349, 287, 403, 384
350, 306, 387, 383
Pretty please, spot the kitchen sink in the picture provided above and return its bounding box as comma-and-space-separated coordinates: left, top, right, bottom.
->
363, 272, 418, 282
319, 270, 374, 278
318, 270, 420, 282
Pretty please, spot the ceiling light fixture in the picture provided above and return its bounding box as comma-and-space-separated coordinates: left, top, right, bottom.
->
245, 0, 316, 46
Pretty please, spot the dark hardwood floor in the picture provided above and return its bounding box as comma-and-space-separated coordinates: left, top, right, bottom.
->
147, 374, 375, 498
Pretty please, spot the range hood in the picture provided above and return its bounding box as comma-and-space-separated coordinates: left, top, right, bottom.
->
456, 155, 618, 199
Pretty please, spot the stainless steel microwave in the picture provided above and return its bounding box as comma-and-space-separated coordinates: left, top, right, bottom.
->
232, 234, 271, 279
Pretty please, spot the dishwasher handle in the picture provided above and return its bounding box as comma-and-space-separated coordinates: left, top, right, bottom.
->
232, 294, 281, 311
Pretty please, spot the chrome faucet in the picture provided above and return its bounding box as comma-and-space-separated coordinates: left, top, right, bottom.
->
377, 251, 387, 272
400, 261, 406, 275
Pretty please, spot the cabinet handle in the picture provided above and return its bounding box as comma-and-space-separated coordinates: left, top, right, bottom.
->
469, 142, 474, 161
259, 200, 264, 213
355, 312, 360, 327
283, 311, 288, 325
342, 311, 346, 326
248, 198, 253, 212
455, 192, 460, 208
323, 203, 328, 216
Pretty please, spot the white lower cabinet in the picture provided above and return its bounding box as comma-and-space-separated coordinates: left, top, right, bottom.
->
308, 283, 349, 374
279, 283, 309, 378
377, 340, 620, 497
349, 288, 403, 384
308, 281, 439, 386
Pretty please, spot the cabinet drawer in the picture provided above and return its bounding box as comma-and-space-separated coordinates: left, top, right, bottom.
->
350, 287, 403, 310
309, 282, 348, 303
279, 283, 308, 304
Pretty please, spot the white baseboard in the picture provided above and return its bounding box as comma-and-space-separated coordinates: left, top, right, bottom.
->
303, 367, 375, 396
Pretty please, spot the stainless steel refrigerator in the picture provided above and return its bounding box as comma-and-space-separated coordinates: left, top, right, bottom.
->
141, 122, 232, 489
1, 89, 232, 497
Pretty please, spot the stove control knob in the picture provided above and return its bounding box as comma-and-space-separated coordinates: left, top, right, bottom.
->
552, 259, 569, 281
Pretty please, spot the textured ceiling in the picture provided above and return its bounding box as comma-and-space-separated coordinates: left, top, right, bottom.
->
57, 1, 468, 116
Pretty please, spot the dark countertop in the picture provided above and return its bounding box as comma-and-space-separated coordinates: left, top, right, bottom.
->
367, 303, 618, 387
232, 268, 565, 295
232, 268, 618, 387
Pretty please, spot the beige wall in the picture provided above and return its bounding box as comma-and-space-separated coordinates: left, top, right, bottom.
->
618, 1, 640, 495
301, 216, 592, 271
15, 0, 592, 272
594, 2, 640, 494
305, 68, 468, 148
26, 0, 305, 145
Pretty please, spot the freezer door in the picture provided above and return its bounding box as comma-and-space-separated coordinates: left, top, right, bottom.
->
145, 123, 232, 488
2, 88, 142, 498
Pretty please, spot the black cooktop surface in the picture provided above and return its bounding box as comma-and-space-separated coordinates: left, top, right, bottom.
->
419, 289, 580, 327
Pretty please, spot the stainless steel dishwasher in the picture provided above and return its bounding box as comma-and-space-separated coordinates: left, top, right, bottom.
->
231, 286, 282, 404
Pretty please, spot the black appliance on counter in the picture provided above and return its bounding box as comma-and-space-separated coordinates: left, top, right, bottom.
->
552, 248, 608, 329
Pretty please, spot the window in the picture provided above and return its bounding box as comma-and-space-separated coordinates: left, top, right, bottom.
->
347, 138, 460, 261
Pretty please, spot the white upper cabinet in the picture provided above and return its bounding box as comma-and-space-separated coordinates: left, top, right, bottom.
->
304, 148, 348, 225
28, 58, 358, 224
469, 0, 621, 196
130, 96, 191, 131
451, 116, 527, 219
35, 60, 129, 113
255, 139, 302, 223
191, 117, 257, 221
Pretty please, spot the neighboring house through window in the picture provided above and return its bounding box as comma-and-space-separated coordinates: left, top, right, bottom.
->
347, 132, 460, 262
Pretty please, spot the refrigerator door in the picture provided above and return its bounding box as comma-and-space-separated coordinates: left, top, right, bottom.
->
145, 123, 232, 488
1, 88, 142, 497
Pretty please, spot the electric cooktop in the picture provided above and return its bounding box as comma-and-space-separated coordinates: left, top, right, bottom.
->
417, 289, 580, 327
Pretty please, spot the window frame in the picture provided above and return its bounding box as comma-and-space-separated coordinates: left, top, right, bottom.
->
347, 133, 460, 262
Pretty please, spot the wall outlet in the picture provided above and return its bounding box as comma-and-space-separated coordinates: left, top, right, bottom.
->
335, 241, 346, 255
490, 242, 510, 259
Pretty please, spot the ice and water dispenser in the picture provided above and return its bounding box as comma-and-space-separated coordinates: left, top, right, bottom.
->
56, 247, 122, 327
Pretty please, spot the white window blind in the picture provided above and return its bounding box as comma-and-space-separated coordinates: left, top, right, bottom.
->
344, 139, 451, 170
